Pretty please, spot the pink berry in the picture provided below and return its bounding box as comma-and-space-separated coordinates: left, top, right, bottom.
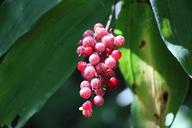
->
80, 80, 90, 89
82, 101, 92, 110
95, 42, 105, 53
100, 55, 107, 63
83, 66, 96, 79
94, 23, 104, 30
82, 110, 92, 118
82, 36, 96, 47
104, 69, 115, 78
114, 36, 125, 46
105, 57, 117, 69
77, 61, 86, 71
91, 78, 102, 89
83, 30, 94, 37
94, 28, 108, 39
89, 53, 100, 65
108, 77, 119, 89
105, 48, 113, 55
84, 47, 93, 56
76, 46, 84, 56
95, 88, 105, 96
80, 87, 92, 99
101, 35, 114, 48
93, 96, 104, 106
111, 50, 121, 60
95, 63, 107, 74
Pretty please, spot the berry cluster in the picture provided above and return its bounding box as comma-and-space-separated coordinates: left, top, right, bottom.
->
76, 23, 125, 118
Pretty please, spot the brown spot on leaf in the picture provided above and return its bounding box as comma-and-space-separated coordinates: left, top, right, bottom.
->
158, 91, 169, 115
154, 113, 160, 119
131, 83, 136, 94
162, 91, 169, 103
139, 40, 146, 49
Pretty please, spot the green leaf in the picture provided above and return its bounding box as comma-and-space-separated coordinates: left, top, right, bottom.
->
0, 0, 113, 127
149, 0, 192, 78
116, 3, 189, 128
0, 0, 61, 56
0, 0, 4, 5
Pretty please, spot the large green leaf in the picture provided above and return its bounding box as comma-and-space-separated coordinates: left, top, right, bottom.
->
0, 0, 4, 5
0, 0, 61, 56
0, 0, 112, 127
149, 0, 192, 78
115, 2, 189, 128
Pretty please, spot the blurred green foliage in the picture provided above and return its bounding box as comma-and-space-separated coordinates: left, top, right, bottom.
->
23, 69, 132, 128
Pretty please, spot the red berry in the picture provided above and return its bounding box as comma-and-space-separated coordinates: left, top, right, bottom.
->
94, 23, 104, 31
105, 57, 117, 69
80, 80, 90, 89
105, 48, 113, 55
91, 78, 102, 89
93, 96, 104, 106
114, 36, 125, 46
101, 35, 114, 48
82, 110, 92, 118
100, 55, 108, 63
94, 28, 108, 39
95, 42, 105, 53
108, 77, 119, 89
89, 53, 100, 65
95, 88, 105, 96
80, 87, 92, 99
104, 69, 115, 78
82, 36, 96, 47
83, 66, 96, 79
95, 63, 107, 74
111, 50, 121, 60
77, 61, 86, 71
82, 101, 92, 110
76, 46, 84, 56
83, 30, 94, 37
84, 47, 93, 56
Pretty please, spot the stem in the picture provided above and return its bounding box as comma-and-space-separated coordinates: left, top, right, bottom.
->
105, 4, 115, 31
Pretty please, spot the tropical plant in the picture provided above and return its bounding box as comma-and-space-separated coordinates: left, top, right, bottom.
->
0, 0, 191, 128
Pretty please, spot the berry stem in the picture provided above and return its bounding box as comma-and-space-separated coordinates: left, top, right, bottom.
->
105, 4, 115, 31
